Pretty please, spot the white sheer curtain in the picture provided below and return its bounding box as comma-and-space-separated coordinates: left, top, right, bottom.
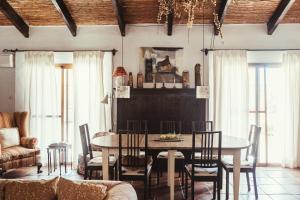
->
72, 51, 105, 164
209, 50, 249, 138
281, 51, 300, 168
15, 51, 60, 162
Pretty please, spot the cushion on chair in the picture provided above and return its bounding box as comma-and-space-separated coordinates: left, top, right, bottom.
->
222, 155, 254, 168
88, 156, 117, 166
4, 177, 59, 200
185, 164, 218, 177
57, 177, 107, 200
0, 128, 20, 148
0, 146, 40, 164
121, 155, 153, 176
157, 151, 185, 159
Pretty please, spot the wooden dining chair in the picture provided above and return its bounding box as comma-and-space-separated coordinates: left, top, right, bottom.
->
79, 124, 117, 180
127, 120, 148, 132
221, 125, 261, 200
184, 131, 222, 200
118, 129, 153, 199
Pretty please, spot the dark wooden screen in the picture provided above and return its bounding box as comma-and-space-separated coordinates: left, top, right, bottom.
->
115, 88, 206, 133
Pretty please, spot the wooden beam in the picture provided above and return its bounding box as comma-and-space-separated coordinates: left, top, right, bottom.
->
167, 1, 174, 36
112, 0, 126, 36
0, 0, 29, 38
267, 0, 295, 35
51, 0, 77, 37
214, 0, 232, 35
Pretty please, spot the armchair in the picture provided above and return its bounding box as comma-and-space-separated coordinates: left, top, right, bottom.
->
0, 112, 42, 176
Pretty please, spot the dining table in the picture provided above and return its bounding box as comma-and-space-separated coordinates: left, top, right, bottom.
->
92, 134, 250, 200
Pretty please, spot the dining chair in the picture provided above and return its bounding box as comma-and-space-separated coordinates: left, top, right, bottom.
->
79, 124, 117, 180
156, 120, 185, 184
127, 120, 148, 132
184, 131, 222, 200
221, 125, 261, 200
118, 129, 153, 200
192, 121, 214, 132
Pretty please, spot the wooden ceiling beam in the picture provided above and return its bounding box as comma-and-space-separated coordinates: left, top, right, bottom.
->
267, 0, 295, 35
51, 0, 77, 37
0, 0, 29, 38
215, 0, 232, 35
112, 0, 126, 36
167, 0, 174, 36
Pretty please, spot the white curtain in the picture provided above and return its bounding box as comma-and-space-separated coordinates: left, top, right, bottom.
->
209, 50, 249, 138
281, 51, 300, 168
16, 51, 60, 162
72, 51, 105, 164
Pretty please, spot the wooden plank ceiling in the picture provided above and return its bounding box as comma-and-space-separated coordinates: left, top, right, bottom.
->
0, 0, 299, 36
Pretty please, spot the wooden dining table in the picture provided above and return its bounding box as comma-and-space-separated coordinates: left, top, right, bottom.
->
92, 134, 249, 200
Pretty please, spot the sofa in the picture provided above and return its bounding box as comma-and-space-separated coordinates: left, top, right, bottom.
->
0, 112, 41, 175
0, 177, 137, 200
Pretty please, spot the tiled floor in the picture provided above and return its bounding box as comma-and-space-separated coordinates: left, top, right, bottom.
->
1, 166, 300, 200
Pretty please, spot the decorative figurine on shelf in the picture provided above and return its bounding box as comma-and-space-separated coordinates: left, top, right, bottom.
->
182, 70, 190, 88
162, 82, 166, 89
137, 72, 144, 88
128, 72, 133, 88
157, 55, 173, 72
195, 63, 202, 86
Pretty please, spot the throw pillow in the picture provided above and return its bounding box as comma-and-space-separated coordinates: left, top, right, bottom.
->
4, 177, 58, 200
57, 177, 107, 200
0, 128, 20, 148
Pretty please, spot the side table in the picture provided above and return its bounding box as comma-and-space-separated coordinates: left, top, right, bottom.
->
47, 143, 72, 175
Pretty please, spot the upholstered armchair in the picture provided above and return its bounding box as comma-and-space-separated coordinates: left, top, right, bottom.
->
0, 112, 42, 175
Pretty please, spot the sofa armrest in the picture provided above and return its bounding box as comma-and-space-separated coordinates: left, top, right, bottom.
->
20, 137, 38, 149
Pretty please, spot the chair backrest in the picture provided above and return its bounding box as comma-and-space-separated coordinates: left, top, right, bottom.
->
160, 120, 182, 134
246, 125, 261, 166
191, 131, 222, 173
79, 124, 93, 161
192, 121, 214, 132
118, 129, 148, 177
127, 120, 148, 132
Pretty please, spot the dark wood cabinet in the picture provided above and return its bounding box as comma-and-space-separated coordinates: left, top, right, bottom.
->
114, 88, 206, 133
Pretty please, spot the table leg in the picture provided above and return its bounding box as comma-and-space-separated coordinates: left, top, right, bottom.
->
168, 150, 176, 200
64, 147, 67, 173
233, 150, 241, 200
102, 148, 109, 180
47, 148, 50, 175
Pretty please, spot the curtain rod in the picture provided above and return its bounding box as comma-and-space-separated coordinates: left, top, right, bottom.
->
2, 49, 118, 56
201, 48, 300, 55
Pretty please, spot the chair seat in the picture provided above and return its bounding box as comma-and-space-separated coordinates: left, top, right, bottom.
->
0, 146, 40, 164
157, 151, 185, 159
88, 156, 116, 167
221, 156, 254, 169
185, 164, 218, 177
121, 155, 153, 176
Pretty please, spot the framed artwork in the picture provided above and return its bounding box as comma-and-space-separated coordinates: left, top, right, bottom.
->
116, 86, 130, 98
196, 86, 209, 99
139, 47, 184, 83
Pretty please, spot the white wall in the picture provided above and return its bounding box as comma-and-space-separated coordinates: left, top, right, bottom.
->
0, 67, 15, 111
0, 24, 300, 111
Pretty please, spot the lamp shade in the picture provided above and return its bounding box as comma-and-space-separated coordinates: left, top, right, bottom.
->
113, 66, 127, 77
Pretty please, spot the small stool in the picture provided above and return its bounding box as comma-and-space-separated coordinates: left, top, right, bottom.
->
47, 143, 72, 176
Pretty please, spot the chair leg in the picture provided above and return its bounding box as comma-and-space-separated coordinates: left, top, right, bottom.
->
226, 171, 229, 200
37, 162, 43, 174
213, 181, 216, 200
89, 170, 93, 180
253, 171, 258, 199
149, 175, 152, 198
191, 179, 195, 200
157, 167, 160, 185
220, 168, 223, 189
84, 169, 88, 180
217, 180, 221, 200
185, 172, 188, 199
246, 172, 251, 191
144, 179, 148, 200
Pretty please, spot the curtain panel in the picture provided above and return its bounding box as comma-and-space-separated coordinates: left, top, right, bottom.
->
15, 51, 60, 162
281, 51, 300, 168
209, 50, 249, 139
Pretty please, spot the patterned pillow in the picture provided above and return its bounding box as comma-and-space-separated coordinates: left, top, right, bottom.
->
57, 177, 107, 200
0, 128, 20, 148
4, 177, 58, 200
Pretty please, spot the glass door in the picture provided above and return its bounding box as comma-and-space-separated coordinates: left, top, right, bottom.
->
249, 64, 284, 165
